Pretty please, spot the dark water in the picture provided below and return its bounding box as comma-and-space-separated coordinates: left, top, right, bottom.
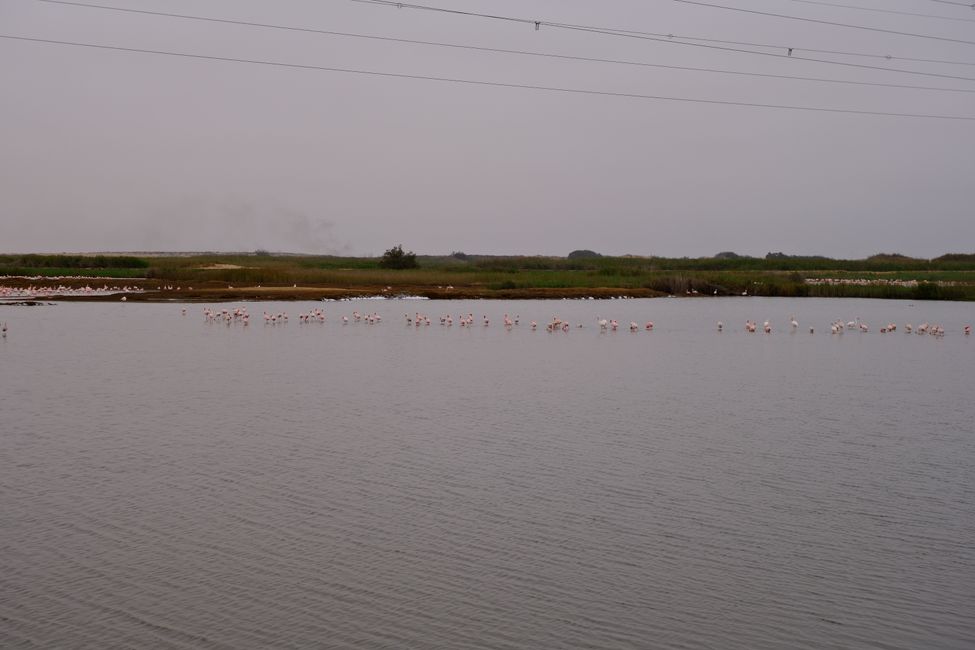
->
2, 298, 973, 649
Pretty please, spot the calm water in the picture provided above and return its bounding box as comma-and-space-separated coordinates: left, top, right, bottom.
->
2, 298, 974, 649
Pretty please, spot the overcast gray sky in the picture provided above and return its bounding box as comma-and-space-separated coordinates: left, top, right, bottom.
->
2, 0, 973, 257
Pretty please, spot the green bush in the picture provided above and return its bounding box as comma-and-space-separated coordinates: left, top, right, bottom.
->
378, 245, 418, 270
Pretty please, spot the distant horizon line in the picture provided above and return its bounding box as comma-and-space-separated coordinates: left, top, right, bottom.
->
3, 250, 974, 261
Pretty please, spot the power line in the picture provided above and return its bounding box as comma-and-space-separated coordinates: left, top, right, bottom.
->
672, 0, 975, 46
2, 34, 972, 121
648, 35, 975, 67
552, 23, 975, 82
776, 0, 975, 23
353, 0, 975, 70
924, 0, 975, 8
28, 0, 975, 94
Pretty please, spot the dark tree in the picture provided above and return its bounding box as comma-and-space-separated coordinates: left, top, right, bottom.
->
379, 244, 418, 269
567, 249, 602, 259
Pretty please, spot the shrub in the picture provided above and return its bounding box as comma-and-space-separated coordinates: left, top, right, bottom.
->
568, 249, 602, 259
379, 245, 418, 269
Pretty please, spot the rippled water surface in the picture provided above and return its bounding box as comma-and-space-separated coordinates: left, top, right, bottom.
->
2, 298, 974, 649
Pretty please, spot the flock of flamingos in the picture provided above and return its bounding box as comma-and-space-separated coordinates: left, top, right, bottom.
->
5, 304, 965, 341
193, 306, 971, 338
0, 284, 144, 299
0, 283, 970, 339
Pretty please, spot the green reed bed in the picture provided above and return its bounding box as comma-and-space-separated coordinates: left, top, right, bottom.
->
0, 267, 148, 279
5, 252, 975, 300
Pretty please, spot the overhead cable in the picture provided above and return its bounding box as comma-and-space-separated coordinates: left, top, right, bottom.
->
672, 0, 975, 46
924, 0, 975, 8
777, 0, 975, 23
352, 0, 975, 69
26, 0, 975, 93
1, 35, 972, 121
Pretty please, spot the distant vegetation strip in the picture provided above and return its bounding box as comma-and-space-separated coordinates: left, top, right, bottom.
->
0, 267, 148, 278
3, 252, 975, 300
0, 254, 149, 269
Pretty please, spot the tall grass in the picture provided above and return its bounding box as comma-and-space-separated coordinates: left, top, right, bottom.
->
5, 252, 975, 300
0, 267, 147, 278
0, 254, 148, 269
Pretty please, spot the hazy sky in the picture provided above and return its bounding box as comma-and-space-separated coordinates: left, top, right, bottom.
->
2, 0, 973, 257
